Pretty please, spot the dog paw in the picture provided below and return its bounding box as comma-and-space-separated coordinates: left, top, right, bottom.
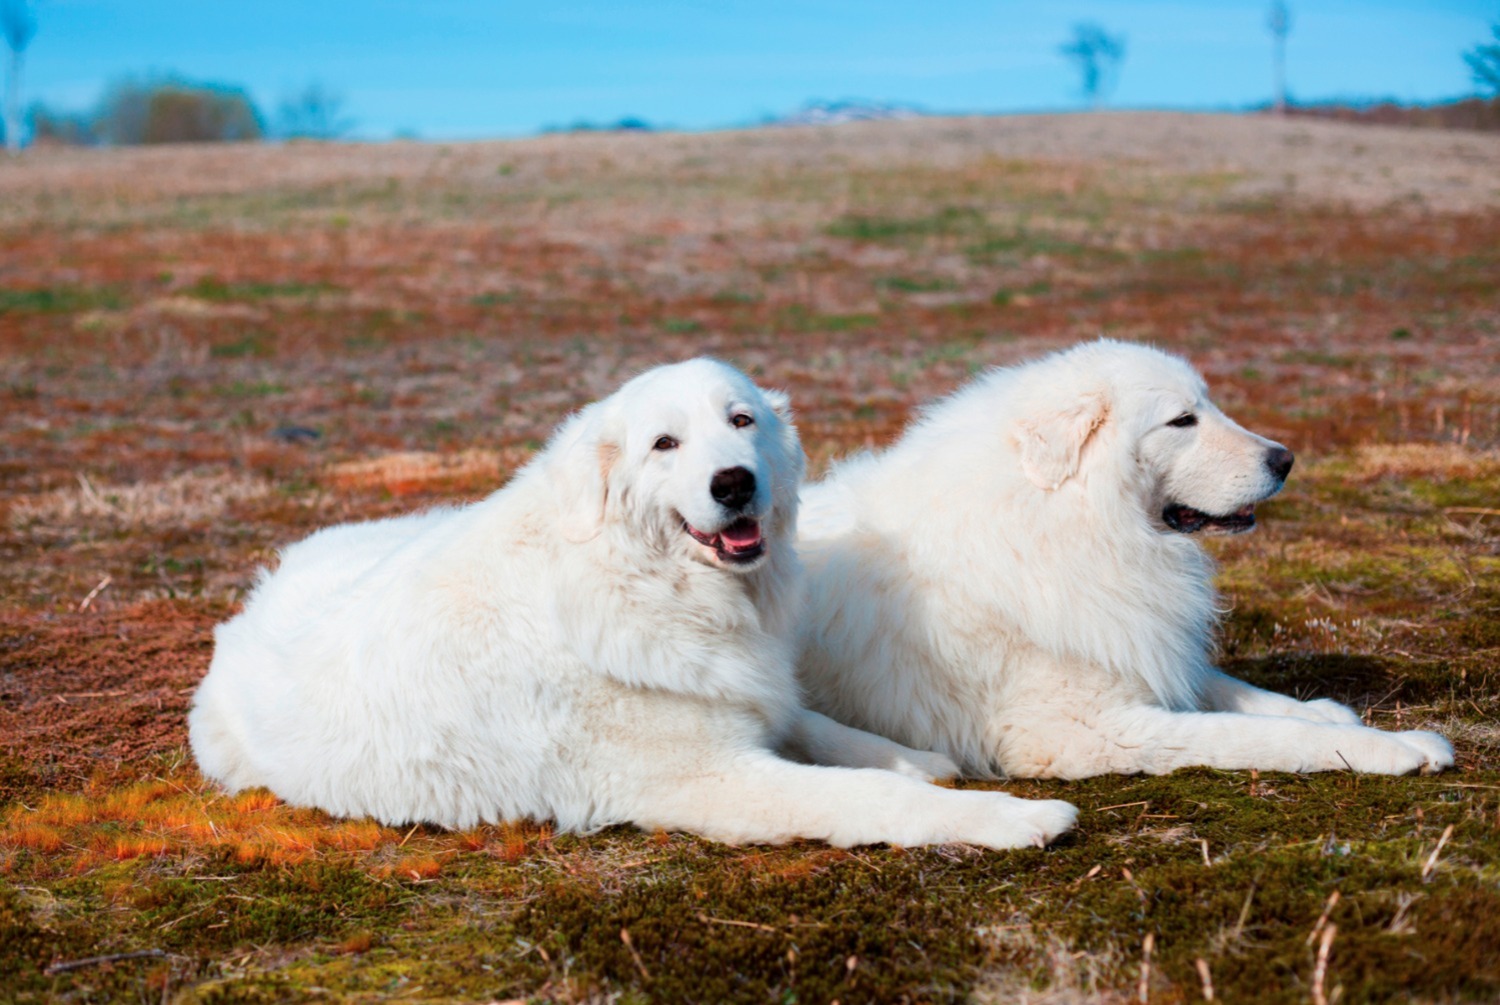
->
1395, 730, 1455, 774
1297, 698, 1364, 726
971, 796, 1078, 849
1022, 799, 1080, 847
890, 749, 961, 783
1341, 730, 1456, 775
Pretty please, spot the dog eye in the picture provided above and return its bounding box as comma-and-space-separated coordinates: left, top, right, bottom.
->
731, 414, 755, 429
1167, 413, 1198, 428
653, 435, 679, 451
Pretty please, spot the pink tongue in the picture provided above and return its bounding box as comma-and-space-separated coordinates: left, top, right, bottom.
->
719, 519, 762, 550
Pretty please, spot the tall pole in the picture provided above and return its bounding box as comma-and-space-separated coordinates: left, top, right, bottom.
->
1268, 1, 1290, 115
1, 0, 36, 153
4, 49, 20, 152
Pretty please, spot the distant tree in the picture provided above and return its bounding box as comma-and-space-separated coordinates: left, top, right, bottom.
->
1059, 23, 1126, 110
2, 0, 37, 153
28, 101, 96, 145
1466, 22, 1500, 97
544, 116, 656, 134
1268, 1, 1291, 114
276, 82, 354, 140
96, 77, 264, 145
95, 79, 150, 145
142, 86, 261, 143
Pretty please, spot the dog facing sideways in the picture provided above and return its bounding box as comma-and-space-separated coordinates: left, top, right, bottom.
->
190, 359, 1077, 849
797, 340, 1454, 779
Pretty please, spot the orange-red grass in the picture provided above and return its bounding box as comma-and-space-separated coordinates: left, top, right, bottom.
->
1, 769, 570, 881
232, 790, 282, 813
1, 769, 418, 877
489, 821, 550, 863
110, 836, 171, 860
398, 855, 443, 880
7, 823, 66, 853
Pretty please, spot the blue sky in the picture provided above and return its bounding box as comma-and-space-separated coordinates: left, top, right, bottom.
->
19, 1, 1499, 139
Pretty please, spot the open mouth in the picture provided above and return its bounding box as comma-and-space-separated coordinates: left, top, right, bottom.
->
1162, 503, 1257, 534
684, 516, 766, 565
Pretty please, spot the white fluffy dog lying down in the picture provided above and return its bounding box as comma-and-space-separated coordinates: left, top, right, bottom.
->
797, 340, 1454, 779
190, 359, 1077, 849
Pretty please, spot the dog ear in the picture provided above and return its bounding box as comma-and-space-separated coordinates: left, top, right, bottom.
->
761, 387, 793, 422
1016, 392, 1109, 490
760, 386, 807, 486
550, 404, 620, 543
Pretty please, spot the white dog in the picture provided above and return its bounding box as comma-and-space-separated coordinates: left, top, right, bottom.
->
797, 340, 1454, 779
190, 359, 1077, 849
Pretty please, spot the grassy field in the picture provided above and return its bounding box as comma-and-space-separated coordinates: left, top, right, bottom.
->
2, 112, 1498, 1003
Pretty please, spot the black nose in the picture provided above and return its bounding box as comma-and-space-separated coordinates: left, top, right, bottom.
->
1265, 446, 1294, 481
710, 466, 756, 510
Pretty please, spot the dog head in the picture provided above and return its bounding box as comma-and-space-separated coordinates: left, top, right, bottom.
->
1012, 340, 1292, 535
550, 358, 804, 571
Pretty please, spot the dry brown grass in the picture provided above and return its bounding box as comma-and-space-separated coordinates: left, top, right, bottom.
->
1348, 443, 1499, 481
4, 113, 1498, 223
9, 471, 274, 530
0, 113, 1497, 1004
324, 447, 532, 495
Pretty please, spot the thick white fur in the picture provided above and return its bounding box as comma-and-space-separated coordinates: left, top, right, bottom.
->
798, 340, 1455, 779
190, 358, 1077, 848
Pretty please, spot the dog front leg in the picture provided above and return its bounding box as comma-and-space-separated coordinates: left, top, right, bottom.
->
623, 749, 1075, 849
781, 709, 959, 782
1197, 667, 1363, 725
997, 703, 1452, 777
